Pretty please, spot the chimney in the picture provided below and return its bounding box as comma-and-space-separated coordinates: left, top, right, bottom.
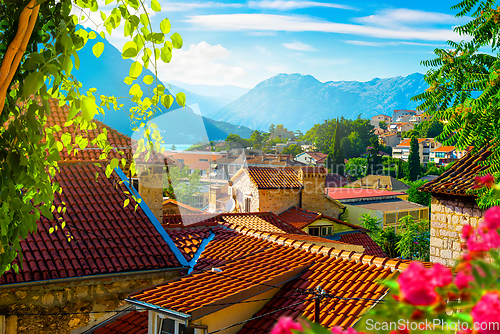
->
138, 165, 164, 223
209, 186, 223, 213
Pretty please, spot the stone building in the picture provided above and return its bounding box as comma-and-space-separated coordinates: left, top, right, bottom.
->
223, 166, 343, 217
419, 147, 492, 266
0, 99, 188, 333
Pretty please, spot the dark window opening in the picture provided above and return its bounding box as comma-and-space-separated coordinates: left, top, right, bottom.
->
159, 318, 175, 334
244, 198, 251, 213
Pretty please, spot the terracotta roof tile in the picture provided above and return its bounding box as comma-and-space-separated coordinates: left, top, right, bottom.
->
0, 164, 180, 285
338, 232, 387, 258
94, 310, 147, 334
166, 228, 212, 261
245, 166, 302, 189
419, 146, 492, 196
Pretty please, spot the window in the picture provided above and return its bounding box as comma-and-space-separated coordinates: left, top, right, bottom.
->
157, 316, 199, 334
159, 318, 175, 334
131, 178, 139, 193
199, 159, 208, 162
244, 198, 251, 213
309, 227, 320, 236
321, 226, 333, 236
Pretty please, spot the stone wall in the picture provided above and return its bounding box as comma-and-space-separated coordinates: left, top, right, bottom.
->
139, 166, 164, 222
298, 169, 341, 219
0, 270, 178, 334
231, 171, 260, 212
429, 195, 485, 267
259, 189, 300, 214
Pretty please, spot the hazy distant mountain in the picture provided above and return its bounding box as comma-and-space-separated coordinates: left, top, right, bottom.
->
208, 73, 428, 132
169, 80, 250, 101
73, 29, 253, 142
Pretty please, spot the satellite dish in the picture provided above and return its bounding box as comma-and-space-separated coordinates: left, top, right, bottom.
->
225, 198, 235, 212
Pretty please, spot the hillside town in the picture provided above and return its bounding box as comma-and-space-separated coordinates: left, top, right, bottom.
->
3, 0, 500, 333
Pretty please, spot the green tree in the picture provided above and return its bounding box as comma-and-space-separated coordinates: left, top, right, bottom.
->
327, 118, 344, 175
406, 179, 431, 207
282, 144, 303, 156
249, 130, 264, 149
396, 215, 430, 261
379, 121, 388, 130
345, 157, 367, 180
365, 137, 383, 176
225, 133, 250, 149
359, 213, 401, 258
411, 0, 500, 207
407, 137, 421, 181
163, 166, 202, 205
268, 124, 276, 134
396, 158, 406, 179
171, 144, 176, 151
0, 0, 184, 274
340, 131, 363, 158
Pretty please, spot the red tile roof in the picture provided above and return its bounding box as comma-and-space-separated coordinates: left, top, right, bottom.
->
303, 152, 327, 161
94, 310, 147, 334
419, 146, 493, 196
338, 232, 387, 258
0, 164, 181, 285
163, 212, 306, 235
45, 98, 167, 165
188, 161, 210, 170
396, 138, 429, 147
166, 228, 212, 262
278, 207, 320, 229
244, 166, 302, 189
432, 146, 455, 153
326, 188, 405, 200
128, 226, 407, 331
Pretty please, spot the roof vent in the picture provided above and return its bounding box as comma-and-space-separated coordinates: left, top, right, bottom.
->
211, 268, 222, 273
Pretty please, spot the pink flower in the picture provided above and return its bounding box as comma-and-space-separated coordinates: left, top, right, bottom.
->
471, 292, 500, 334
271, 317, 303, 334
474, 174, 495, 188
331, 327, 361, 334
461, 224, 474, 240
484, 206, 500, 230
466, 223, 500, 252
398, 262, 452, 305
455, 270, 473, 289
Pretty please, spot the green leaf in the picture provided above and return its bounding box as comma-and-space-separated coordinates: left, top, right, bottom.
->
122, 41, 138, 58
143, 75, 154, 85
151, 0, 161, 12
23, 71, 44, 98
129, 84, 142, 96
160, 18, 170, 34
160, 45, 172, 63
170, 32, 183, 49
93, 42, 104, 58
162, 94, 174, 108
89, 31, 97, 39
176, 92, 186, 107
110, 158, 120, 170
124, 76, 134, 85
62, 57, 73, 75
100, 11, 107, 21
140, 13, 149, 26
100, 31, 106, 39
129, 61, 143, 79
124, 199, 130, 207
81, 96, 98, 121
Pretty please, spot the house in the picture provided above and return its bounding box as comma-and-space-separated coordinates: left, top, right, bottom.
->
226, 166, 344, 216
269, 127, 295, 141
164, 151, 227, 167
409, 113, 431, 124
326, 188, 429, 229
347, 175, 410, 192
394, 114, 413, 123
392, 109, 416, 121
419, 147, 492, 267
392, 138, 441, 164
370, 114, 392, 128
279, 207, 387, 257
389, 122, 414, 133
163, 199, 201, 216
188, 160, 210, 177
295, 152, 328, 166
379, 132, 400, 147
325, 173, 349, 187
102, 219, 415, 334
430, 146, 467, 165
0, 99, 189, 333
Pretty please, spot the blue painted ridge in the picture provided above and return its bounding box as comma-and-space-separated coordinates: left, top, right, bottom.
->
114, 167, 189, 267
324, 230, 361, 241
187, 231, 215, 274
125, 299, 190, 320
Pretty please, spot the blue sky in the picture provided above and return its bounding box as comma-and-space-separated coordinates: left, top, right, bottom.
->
86, 0, 470, 88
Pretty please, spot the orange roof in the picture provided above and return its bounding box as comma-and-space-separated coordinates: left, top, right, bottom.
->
396, 138, 428, 147
94, 310, 147, 334
162, 199, 201, 212
326, 188, 405, 200
244, 166, 303, 189
188, 160, 210, 170
432, 146, 455, 153
128, 225, 408, 330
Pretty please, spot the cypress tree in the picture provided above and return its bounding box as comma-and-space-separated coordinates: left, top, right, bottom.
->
407, 137, 421, 181
366, 137, 382, 176
397, 158, 404, 179
327, 118, 345, 175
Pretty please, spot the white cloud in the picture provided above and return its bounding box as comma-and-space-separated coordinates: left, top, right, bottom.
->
160, 2, 243, 12
157, 42, 247, 86
185, 14, 463, 41
283, 41, 316, 51
345, 40, 445, 47
248, 0, 355, 10
355, 8, 462, 27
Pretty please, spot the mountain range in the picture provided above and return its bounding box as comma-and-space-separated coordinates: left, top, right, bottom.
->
73, 29, 253, 143
207, 73, 428, 132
